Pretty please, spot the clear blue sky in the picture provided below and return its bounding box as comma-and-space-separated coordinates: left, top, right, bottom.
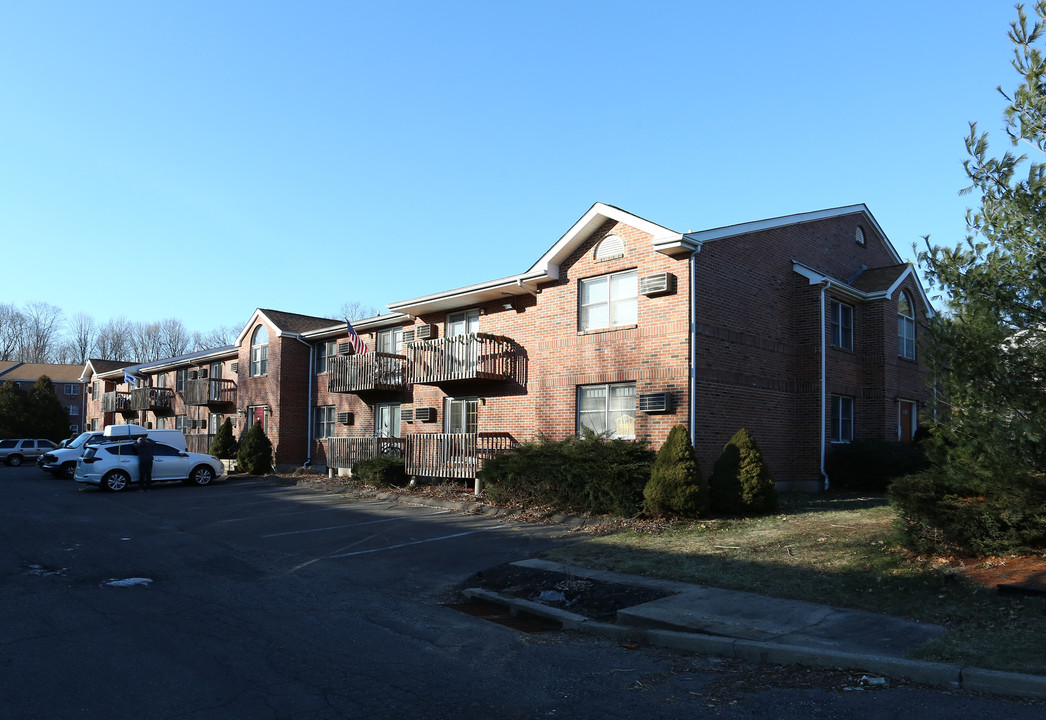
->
0, 1, 1024, 336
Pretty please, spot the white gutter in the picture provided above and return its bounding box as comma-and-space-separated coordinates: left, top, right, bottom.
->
689, 250, 698, 449
819, 282, 830, 491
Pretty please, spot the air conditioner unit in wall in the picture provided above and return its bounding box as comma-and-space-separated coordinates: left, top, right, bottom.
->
402, 329, 416, 344
189, 370, 199, 380
415, 324, 436, 340
638, 392, 670, 413
401, 409, 414, 422
338, 342, 351, 355
337, 411, 353, 425
414, 407, 435, 422
200, 369, 209, 379
640, 272, 676, 296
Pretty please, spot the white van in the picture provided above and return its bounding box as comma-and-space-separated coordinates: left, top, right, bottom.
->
38, 425, 187, 479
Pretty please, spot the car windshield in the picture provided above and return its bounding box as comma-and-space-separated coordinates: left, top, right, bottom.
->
68, 432, 95, 449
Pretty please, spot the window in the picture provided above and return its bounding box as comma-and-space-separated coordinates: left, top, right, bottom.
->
250, 325, 269, 376
92, 382, 99, 401
377, 327, 404, 354
69, 425, 79, 433
157, 373, 167, 389
209, 412, 221, 434
898, 291, 916, 360
176, 369, 187, 393
446, 309, 480, 338
155, 416, 167, 430
69, 405, 79, 416
65, 384, 80, 396
578, 382, 636, 439
315, 406, 336, 439
444, 397, 478, 434
175, 415, 188, 432
315, 340, 337, 373
210, 362, 223, 380
830, 301, 853, 351
594, 234, 625, 260
831, 395, 854, 443
580, 270, 638, 331
376, 403, 401, 437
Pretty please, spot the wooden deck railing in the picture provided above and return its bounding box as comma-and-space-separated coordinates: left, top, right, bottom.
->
327, 353, 408, 393
408, 334, 518, 384
101, 391, 134, 414
326, 436, 406, 469
184, 378, 237, 406
130, 387, 174, 412
186, 433, 215, 454
404, 432, 518, 479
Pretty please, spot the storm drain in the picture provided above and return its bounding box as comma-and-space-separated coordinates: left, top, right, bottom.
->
445, 600, 562, 634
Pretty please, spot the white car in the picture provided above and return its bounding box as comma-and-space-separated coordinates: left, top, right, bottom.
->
74, 441, 224, 492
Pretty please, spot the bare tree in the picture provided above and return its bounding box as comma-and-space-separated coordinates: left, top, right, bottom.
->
20, 301, 64, 362
128, 321, 163, 363
68, 313, 96, 365
338, 300, 377, 322
157, 318, 192, 358
52, 341, 80, 365
94, 317, 132, 360
0, 303, 25, 361
194, 324, 239, 350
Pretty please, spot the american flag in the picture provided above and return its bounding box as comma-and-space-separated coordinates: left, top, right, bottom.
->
123, 371, 138, 388
346, 321, 367, 355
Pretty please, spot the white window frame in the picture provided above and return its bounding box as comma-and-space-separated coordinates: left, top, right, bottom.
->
68, 405, 79, 416
176, 369, 187, 393
830, 300, 853, 351
446, 309, 480, 338
377, 327, 404, 354
579, 270, 638, 332
577, 382, 636, 439
250, 326, 269, 377
830, 395, 854, 443
375, 402, 402, 438
314, 406, 336, 439
443, 397, 478, 434
65, 384, 80, 396
315, 340, 338, 373
898, 292, 916, 360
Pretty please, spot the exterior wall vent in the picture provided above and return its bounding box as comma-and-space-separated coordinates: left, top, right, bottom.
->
640, 272, 675, 296
638, 392, 670, 413
230, 362, 238, 373
401, 408, 414, 422
416, 324, 436, 340
338, 341, 351, 355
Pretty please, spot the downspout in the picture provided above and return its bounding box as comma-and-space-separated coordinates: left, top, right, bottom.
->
819, 282, 830, 491
689, 249, 698, 450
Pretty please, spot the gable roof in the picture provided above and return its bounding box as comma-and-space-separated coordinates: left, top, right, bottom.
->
792, 261, 934, 317
0, 363, 86, 383
235, 308, 343, 346
81, 358, 136, 381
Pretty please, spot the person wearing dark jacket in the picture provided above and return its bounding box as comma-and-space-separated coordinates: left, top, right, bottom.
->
136, 436, 156, 490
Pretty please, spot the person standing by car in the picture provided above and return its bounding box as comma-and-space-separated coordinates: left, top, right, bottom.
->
136, 436, 156, 490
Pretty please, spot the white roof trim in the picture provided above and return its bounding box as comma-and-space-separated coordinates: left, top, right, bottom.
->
792, 261, 935, 317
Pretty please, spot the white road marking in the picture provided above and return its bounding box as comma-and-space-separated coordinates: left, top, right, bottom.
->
328, 526, 497, 558
260, 510, 451, 538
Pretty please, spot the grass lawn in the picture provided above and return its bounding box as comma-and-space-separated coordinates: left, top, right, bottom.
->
543, 493, 1046, 675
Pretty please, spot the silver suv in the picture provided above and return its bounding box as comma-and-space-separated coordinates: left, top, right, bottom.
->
0, 439, 59, 466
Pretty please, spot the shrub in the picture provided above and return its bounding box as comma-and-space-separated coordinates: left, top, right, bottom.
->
889, 468, 1046, 555
353, 455, 408, 487
708, 428, 778, 516
480, 432, 655, 516
209, 418, 237, 459
825, 439, 929, 491
643, 425, 708, 518
236, 423, 273, 475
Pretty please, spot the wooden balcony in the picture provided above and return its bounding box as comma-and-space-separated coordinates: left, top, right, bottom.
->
327, 353, 408, 394
327, 436, 405, 470
186, 433, 215, 454
130, 387, 174, 412
184, 378, 237, 407
404, 432, 517, 479
408, 334, 520, 385
101, 391, 134, 414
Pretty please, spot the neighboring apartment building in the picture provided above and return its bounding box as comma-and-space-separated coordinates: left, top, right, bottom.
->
0, 362, 88, 434
80, 202, 931, 491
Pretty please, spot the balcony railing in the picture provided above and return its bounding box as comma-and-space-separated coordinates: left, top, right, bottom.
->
184, 378, 237, 406
404, 432, 517, 479
327, 353, 408, 394
186, 433, 215, 454
130, 387, 174, 412
408, 334, 520, 385
326, 436, 406, 470
101, 391, 134, 414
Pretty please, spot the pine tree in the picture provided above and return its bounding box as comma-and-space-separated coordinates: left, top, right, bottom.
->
709, 428, 777, 516
209, 418, 237, 458
236, 423, 273, 475
27, 376, 69, 441
643, 425, 708, 518
0, 381, 28, 439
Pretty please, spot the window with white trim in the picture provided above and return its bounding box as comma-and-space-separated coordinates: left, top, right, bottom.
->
69, 405, 79, 416
315, 340, 337, 373
579, 270, 638, 331
444, 397, 478, 434
176, 369, 187, 393
315, 406, 336, 439
830, 300, 853, 351
831, 395, 854, 443
377, 327, 404, 354
65, 384, 80, 395
175, 415, 188, 432
898, 291, 916, 360
578, 382, 636, 439
250, 325, 269, 376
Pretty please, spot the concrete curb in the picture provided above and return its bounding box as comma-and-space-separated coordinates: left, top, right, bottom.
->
461, 587, 1046, 701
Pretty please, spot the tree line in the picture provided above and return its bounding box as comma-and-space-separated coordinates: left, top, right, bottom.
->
0, 299, 377, 366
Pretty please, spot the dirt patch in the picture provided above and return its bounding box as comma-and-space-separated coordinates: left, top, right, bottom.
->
959, 556, 1046, 595
461, 563, 670, 622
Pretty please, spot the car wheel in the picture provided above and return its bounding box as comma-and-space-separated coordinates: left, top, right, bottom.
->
7, 454, 23, 467
190, 466, 215, 486
61, 462, 76, 480
103, 470, 130, 492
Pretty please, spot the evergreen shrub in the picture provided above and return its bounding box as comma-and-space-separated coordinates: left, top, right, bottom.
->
708, 428, 778, 516
353, 455, 408, 487
825, 439, 929, 491
209, 418, 237, 459
643, 424, 708, 518
236, 423, 274, 475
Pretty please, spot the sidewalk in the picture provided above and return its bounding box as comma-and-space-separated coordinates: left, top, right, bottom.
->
463, 558, 1046, 701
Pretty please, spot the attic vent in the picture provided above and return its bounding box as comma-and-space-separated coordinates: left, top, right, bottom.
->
416, 324, 436, 340
638, 392, 670, 413
640, 272, 675, 296
414, 407, 435, 422
230, 362, 238, 373
337, 411, 353, 425
189, 370, 199, 380
595, 234, 625, 260
402, 329, 416, 344
338, 341, 351, 355
401, 408, 414, 423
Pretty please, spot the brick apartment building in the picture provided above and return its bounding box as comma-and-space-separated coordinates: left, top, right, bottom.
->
81, 202, 931, 491
0, 362, 88, 434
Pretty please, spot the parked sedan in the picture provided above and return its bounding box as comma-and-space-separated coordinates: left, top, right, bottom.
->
0, 438, 58, 466
74, 442, 224, 492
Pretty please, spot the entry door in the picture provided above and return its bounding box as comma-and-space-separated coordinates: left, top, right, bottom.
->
444, 397, 478, 434
446, 310, 480, 375
898, 400, 916, 444
375, 403, 401, 438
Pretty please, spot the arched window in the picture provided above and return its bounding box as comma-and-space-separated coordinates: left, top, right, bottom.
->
898, 291, 916, 360
594, 234, 625, 260
250, 325, 269, 376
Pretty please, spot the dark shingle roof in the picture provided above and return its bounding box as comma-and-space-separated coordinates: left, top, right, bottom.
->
260, 309, 342, 334
850, 264, 910, 293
